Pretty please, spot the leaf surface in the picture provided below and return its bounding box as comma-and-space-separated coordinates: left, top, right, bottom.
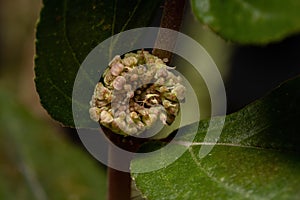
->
191, 0, 300, 44
131, 76, 300, 199
35, 0, 161, 126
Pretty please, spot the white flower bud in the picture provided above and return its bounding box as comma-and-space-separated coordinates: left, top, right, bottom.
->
130, 74, 139, 82
137, 67, 145, 75
163, 99, 174, 108
147, 58, 155, 64
118, 111, 126, 119
103, 71, 115, 86
118, 105, 127, 112
172, 84, 186, 100
113, 76, 126, 90
90, 98, 95, 107
165, 78, 175, 87
127, 91, 134, 98
176, 75, 182, 83
130, 111, 139, 120
95, 100, 110, 107
136, 121, 145, 131
94, 82, 111, 100
159, 113, 167, 125
113, 117, 126, 130
109, 55, 121, 66
126, 115, 134, 125
123, 84, 132, 91
142, 114, 157, 127
164, 92, 177, 101
150, 98, 158, 104
149, 106, 161, 115
155, 77, 165, 85
127, 127, 138, 135
89, 107, 101, 122
111, 62, 124, 76
157, 86, 168, 93
149, 113, 158, 122
100, 110, 113, 123
122, 56, 138, 66
155, 67, 168, 79
155, 58, 165, 65
137, 108, 148, 116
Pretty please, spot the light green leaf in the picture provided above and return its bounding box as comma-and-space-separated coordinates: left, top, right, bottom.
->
191, 0, 300, 44
0, 87, 106, 199
35, 0, 162, 127
131, 76, 300, 199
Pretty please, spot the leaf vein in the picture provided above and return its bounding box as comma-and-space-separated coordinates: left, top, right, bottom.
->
188, 147, 262, 199
63, 0, 81, 67
109, 0, 142, 59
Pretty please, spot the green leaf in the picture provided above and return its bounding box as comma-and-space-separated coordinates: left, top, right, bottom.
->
191, 0, 300, 44
131, 76, 300, 199
0, 87, 107, 199
35, 0, 161, 127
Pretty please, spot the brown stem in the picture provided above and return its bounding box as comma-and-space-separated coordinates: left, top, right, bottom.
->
152, 0, 187, 61
106, 1, 187, 199
107, 146, 131, 200
105, 128, 147, 200
107, 168, 131, 200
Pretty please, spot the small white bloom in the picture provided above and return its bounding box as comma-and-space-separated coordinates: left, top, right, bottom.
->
111, 62, 124, 76
127, 91, 134, 98
109, 55, 121, 66
113, 76, 126, 90
130, 74, 139, 82
89, 107, 101, 122
118, 111, 126, 119
94, 82, 111, 100
126, 115, 134, 125
163, 99, 174, 108
159, 113, 167, 125
155, 67, 168, 79
127, 127, 138, 135
123, 84, 132, 91
149, 106, 161, 115
155, 77, 165, 85
172, 84, 186, 100
100, 110, 113, 123
130, 111, 139, 120
122, 56, 138, 66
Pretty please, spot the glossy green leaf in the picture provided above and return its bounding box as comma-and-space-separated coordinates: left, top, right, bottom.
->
0, 88, 106, 199
131, 76, 300, 199
191, 0, 300, 44
35, 0, 161, 127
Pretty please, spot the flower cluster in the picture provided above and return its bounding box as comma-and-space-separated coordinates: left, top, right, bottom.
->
89, 50, 186, 136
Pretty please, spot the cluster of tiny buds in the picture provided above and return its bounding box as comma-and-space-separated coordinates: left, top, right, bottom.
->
89, 50, 186, 136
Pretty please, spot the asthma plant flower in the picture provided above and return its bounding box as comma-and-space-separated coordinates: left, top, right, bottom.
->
89, 50, 186, 136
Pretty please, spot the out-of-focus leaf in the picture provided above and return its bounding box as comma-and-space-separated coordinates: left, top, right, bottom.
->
191, 0, 300, 44
131, 76, 300, 199
0, 87, 106, 199
35, 0, 162, 127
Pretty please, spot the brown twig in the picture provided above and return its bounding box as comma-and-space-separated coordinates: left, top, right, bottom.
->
105, 127, 147, 200
107, 0, 187, 199
107, 147, 131, 200
152, 0, 187, 61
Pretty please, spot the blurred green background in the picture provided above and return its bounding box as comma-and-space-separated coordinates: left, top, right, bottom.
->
0, 1, 107, 199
